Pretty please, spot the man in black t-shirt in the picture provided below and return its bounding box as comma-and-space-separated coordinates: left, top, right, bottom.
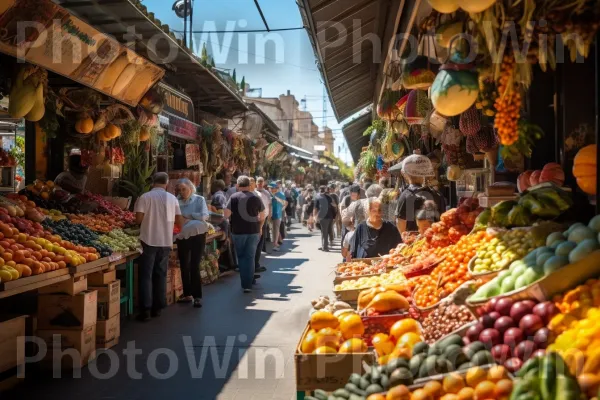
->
313, 185, 337, 252
225, 176, 265, 293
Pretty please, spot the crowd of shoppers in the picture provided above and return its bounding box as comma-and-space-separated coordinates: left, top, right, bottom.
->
133, 152, 447, 320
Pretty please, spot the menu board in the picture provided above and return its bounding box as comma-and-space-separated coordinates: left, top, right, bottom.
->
0, 0, 164, 106
165, 113, 200, 141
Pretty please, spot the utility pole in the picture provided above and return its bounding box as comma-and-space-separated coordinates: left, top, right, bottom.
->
322, 85, 327, 129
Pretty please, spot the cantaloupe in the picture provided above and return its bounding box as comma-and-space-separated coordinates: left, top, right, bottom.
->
25, 83, 45, 122
112, 64, 137, 96
428, 0, 459, 13
75, 117, 94, 134
8, 80, 36, 118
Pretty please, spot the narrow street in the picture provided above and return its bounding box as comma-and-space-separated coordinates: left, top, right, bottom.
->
8, 224, 339, 400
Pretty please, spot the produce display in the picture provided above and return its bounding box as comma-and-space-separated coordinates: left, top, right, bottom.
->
518, 163, 566, 192
471, 228, 544, 275
413, 231, 491, 308
302, 311, 368, 355
42, 219, 112, 258
335, 269, 409, 292
66, 213, 126, 233
489, 185, 572, 228
337, 261, 387, 278
421, 304, 475, 344
423, 200, 484, 248
357, 286, 413, 316
512, 353, 583, 400
97, 229, 139, 252
471, 216, 600, 302
75, 192, 135, 224
310, 296, 354, 316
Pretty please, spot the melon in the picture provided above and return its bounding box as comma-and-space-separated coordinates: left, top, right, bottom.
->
588, 215, 600, 232
25, 83, 45, 122
568, 226, 596, 244
460, 0, 497, 13
529, 170, 542, 186
8, 80, 36, 119
517, 170, 534, 192
540, 163, 565, 186
428, 0, 459, 13
431, 56, 479, 116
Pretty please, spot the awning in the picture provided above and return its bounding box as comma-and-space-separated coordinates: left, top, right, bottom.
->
291, 153, 319, 163
342, 113, 372, 163
284, 142, 313, 156
53, 0, 248, 118
298, 0, 404, 122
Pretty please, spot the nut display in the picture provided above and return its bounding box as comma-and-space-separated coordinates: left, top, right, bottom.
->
422, 303, 476, 344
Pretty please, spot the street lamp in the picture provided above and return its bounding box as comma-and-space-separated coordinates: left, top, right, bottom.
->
172, 0, 194, 47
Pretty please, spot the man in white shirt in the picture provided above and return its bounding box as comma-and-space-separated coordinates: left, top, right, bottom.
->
134, 172, 184, 322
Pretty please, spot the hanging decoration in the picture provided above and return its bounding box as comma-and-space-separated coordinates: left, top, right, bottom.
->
431, 53, 479, 117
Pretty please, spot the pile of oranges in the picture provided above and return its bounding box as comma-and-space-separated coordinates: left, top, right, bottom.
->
302, 310, 368, 354
380, 365, 512, 400
413, 231, 491, 308
371, 318, 422, 365
494, 55, 522, 146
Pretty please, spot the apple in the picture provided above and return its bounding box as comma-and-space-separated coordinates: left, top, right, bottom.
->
482, 311, 501, 328
533, 327, 553, 349
466, 323, 485, 343
504, 327, 524, 347
515, 340, 537, 361
519, 314, 544, 336
495, 298, 514, 316
510, 301, 535, 322
494, 316, 515, 336
492, 344, 512, 363
532, 302, 559, 324
479, 328, 501, 348
505, 357, 524, 373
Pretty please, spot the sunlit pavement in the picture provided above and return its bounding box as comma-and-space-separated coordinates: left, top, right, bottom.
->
7, 223, 341, 400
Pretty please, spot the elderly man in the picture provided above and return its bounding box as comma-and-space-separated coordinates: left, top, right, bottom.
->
269, 182, 287, 251
134, 172, 185, 321
225, 176, 266, 293
342, 184, 384, 231
313, 185, 337, 252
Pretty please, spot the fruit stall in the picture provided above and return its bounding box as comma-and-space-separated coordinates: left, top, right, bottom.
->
295, 0, 600, 399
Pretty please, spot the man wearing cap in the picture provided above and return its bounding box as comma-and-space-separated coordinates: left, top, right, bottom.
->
396, 154, 446, 234
313, 185, 337, 251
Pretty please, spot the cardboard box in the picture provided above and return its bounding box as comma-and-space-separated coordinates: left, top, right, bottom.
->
0, 316, 26, 374
101, 336, 119, 350
171, 268, 183, 299
37, 325, 96, 368
90, 280, 120, 320
96, 313, 120, 345
294, 323, 375, 392
87, 270, 116, 286
38, 291, 97, 330
39, 276, 88, 296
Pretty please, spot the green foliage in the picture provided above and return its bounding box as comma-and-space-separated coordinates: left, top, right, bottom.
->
501, 120, 544, 161
9, 136, 25, 169
119, 142, 154, 201
232, 68, 237, 84
240, 76, 246, 91
38, 96, 60, 139
363, 119, 387, 137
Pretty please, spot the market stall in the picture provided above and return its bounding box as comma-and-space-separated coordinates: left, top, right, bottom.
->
294, 0, 600, 399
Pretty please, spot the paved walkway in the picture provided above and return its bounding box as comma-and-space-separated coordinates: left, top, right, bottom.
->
8, 224, 341, 400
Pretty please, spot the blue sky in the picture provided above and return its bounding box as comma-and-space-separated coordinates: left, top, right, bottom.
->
142, 0, 354, 164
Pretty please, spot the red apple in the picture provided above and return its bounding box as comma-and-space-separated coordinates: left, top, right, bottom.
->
533, 327, 553, 349
479, 328, 501, 348
505, 357, 524, 373
466, 323, 485, 343
492, 344, 512, 363
515, 340, 537, 361
533, 302, 559, 324
494, 316, 515, 336
510, 301, 535, 322
495, 298, 514, 316
482, 311, 500, 328
504, 327, 524, 346
519, 314, 544, 337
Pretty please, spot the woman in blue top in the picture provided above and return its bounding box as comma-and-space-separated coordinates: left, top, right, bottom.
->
175, 178, 209, 308
269, 183, 287, 251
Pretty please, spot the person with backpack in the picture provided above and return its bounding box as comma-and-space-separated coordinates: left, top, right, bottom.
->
312, 185, 337, 252
395, 153, 446, 234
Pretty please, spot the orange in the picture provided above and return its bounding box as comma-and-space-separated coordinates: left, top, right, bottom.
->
411, 389, 433, 400
443, 372, 466, 394
390, 318, 421, 340
487, 365, 507, 382
465, 366, 487, 387
310, 310, 339, 331
396, 332, 422, 349
300, 330, 318, 354
440, 395, 459, 400
386, 385, 411, 400
474, 381, 496, 399
313, 346, 337, 354
315, 328, 341, 350
494, 379, 513, 396
389, 347, 412, 361
367, 395, 386, 400
339, 313, 365, 340
339, 338, 367, 353
457, 387, 475, 400
423, 380, 443, 397
372, 333, 395, 356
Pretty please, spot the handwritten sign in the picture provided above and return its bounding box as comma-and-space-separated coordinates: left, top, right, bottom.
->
108, 253, 123, 263
159, 82, 194, 121
0, 0, 164, 106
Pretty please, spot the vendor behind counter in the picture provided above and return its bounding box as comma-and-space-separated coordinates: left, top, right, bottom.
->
54, 154, 88, 194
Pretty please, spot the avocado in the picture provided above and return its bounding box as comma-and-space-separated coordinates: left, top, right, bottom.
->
458, 362, 473, 370
471, 350, 494, 366
365, 384, 384, 396
348, 373, 361, 387
370, 366, 381, 383
412, 342, 429, 356
439, 334, 464, 349
344, 383, 364, 396
313, 389, 328, 400
436, 359, 454, 374
427, 345, 442, 356
419, 355, 438, 378
444, 344, 469, 368
386, 357, 409, 374
348, 395, 365, 400
380, 374, 389, 390
389, 367, 413, 388
333, 389, 350, 399
359, 376, 370, 390
464, 341, 487, 359
409, 354, 426, 377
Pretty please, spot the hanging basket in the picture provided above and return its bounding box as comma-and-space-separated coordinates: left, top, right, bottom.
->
402, 55, 437, 90
405, 89, 432, 126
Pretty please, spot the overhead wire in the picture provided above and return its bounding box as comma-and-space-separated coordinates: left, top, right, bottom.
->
172, 27, 305, 33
